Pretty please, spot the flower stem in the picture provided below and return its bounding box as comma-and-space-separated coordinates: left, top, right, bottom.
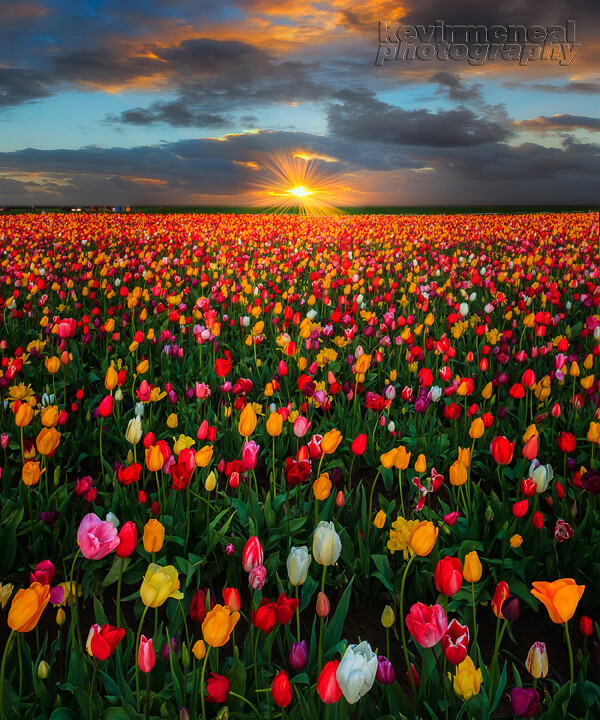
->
0, 630, 15, 720
565, 621, 574, 684
88, 658, 98, 720
200, 646, 211, 720
471, 582, 478, 657
295, 586, 301, 642
317, 564, 327, 672
229, 691, 262, 720
399, 554, 416, 693
135, 605, 150, 713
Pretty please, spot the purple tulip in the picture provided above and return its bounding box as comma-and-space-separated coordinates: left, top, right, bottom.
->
289, 640, 308, 670
376, 656, 396, 684
510, 687, 540, 718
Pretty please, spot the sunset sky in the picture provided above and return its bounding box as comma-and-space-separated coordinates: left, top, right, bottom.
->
0, 0, 599, 206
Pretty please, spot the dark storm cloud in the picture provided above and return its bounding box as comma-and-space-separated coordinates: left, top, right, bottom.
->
429, 72, 484, 103
111, 101, 229, 128
505, 81, 600, 95
516, 114, 600, 132
0, 68, 53, 107
327, 90, 513, 147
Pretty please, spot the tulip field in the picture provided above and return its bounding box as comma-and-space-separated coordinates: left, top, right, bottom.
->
2, 209, 600, 720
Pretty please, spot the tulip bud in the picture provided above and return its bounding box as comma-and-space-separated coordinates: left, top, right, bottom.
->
501, 594, 521, 622
56, 608, 66, 626
381, 605, 395, 628
580, 616, 593, 637
406, 663, 420, 692
180, 708, 191, 720
37, 660, 50, 679
182, 642, 191, 668
192, 640, 206, 660
289, 640, 308, 670
248, 564, 266, 590
525, 641, 548, 678
316, 591, 330, 618
375, 656, 396, 684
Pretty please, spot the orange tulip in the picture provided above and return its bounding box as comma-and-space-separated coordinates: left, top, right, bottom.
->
15, 403, 33, 427
8, 582, 51, 632
321, 429, 342, 455
36, 427, 61, 456
238, 403, 257, 437
266, 411, 283, 437
195, 445, 214, 468
380, 448, 397, 469
394, 446, 411, 470
531, 579, 585, 624
22, 461, 43, 486
145, 445, 164, 472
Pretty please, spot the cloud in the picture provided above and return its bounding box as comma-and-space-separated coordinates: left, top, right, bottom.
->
505, 81, 600, 94
429, 72, 484, 102
516, 114, 600, 132
327, 90, 513, 147
0, 68, 52, 107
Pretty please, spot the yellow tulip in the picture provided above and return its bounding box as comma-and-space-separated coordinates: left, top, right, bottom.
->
313, 473, 332, 501
587, 422, 600, 445
137, 359, 149, 374
238, 403, 257, 437
202, 604, 240, 647
266, 411, 283, 437
321, 428, 342, 455
463, 551, 482, 582
173, 434, 194, 455
166, 413, 178, 429
40, 405, 59, 428
408, 521, 438, 556
142, 519, 165, 553
204, 471, 217, 491
140, 564, 183, 607
195, 445, 214, 468
15, 403, 34, 427
449, 656, 483, 700
414, 453, 426, 473
381, 605, 395, 628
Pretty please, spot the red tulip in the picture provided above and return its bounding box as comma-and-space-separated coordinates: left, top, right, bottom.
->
138, 635, 156, 673
284, 457, 311, 487
272, 670, 293, 708
98, 395, 113, 418
434, 557, 463, 597
206, 673, 230, 703
252, 598, 277, 634
532, 511, 544, 529
307, 434, 323, 459
214, 351, 232, 377
316, 660, 342, 704
190, 588, 215, 623
351, 433, 367, 455
557, 432, 576, 453
90, 623, 125, 660
242, 536, 263, 572
405, 602, 448, 648
522, 369, 536, 388
115, 521, 137, 557
441, 619, 469, 665
491, 581, 510, 618
490, 436, 515, 465
275, 593, 299, 625
513, 499, 529, 518
522, 435, 538, 460
118, 463, 141, 486
223, 587, 241, 612
580, 615, 593, 636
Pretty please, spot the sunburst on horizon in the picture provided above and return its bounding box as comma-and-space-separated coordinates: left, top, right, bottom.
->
249, 151, 346, 215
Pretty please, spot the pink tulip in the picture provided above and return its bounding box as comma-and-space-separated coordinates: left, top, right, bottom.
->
293, 416, 311, 438
77, 512, 120, 560
242, 440, 260, 471
405, 602, 448, 648
138, 635, 156, 673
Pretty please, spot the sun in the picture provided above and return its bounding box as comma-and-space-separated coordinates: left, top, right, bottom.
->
289, 186, 311, 197
249, 151, 344, 215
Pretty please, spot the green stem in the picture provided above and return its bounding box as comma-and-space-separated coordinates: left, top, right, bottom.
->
99, 417, 104, 483
89, 658, 98, 720
295, 586, 301, 642
135, 605, 150, 713
145, 672, 151, 720
317, 564, 327, 672
253, 627, 260, 699
16, 634, 22, 714
0, 630, 15, 720
399, 554, 416, 693
229, 691, 262, 720
116, 557, 124, 631
366, 469, 381, 546
471, 582, 478, 658
200, 646, 211, 720
69, 549, 81, 653
178, 599, 191, 653
565, 621, 574, 684
398, 467, 405, 516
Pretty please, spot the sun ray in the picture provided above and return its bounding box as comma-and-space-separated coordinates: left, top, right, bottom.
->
249, 151, 345, 215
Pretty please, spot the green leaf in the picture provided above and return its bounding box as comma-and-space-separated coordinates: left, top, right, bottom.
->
324, 576, 354, 649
